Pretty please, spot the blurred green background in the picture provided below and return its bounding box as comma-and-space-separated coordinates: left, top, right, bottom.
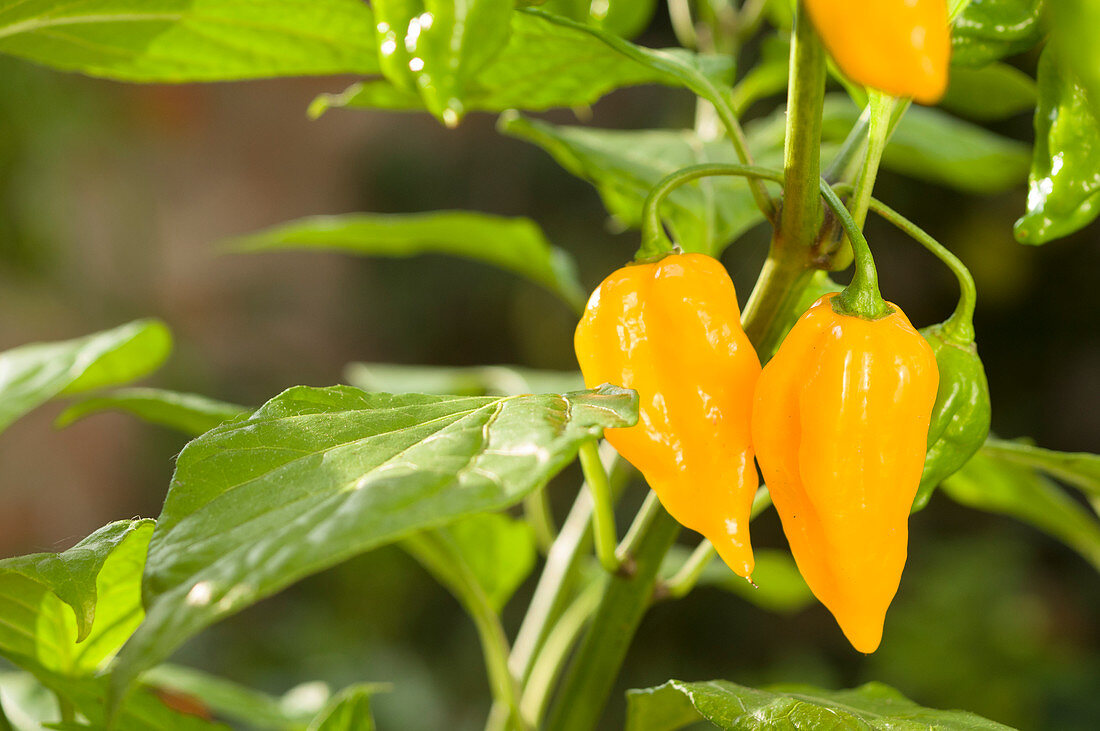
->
0, 9, 1097, 730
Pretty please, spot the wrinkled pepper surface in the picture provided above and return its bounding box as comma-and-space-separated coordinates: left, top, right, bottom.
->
912, 324, 992, 511
753, 294, 939, 652
574, 253, 761, 577
804, 0, 950, 103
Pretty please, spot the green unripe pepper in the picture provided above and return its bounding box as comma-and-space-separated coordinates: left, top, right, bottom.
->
912, 324, 991, 512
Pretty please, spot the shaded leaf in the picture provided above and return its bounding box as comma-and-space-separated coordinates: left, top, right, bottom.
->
940, 63, 1036, 121
344, 362, 583, 398
1014, 45, 1100, 244
0, 320, 171, 435
227, 211, 585, 313
942, 451, 1100, 571
110, 385, 638, 704
444, 513, 537, 611
56, 388, 248, 437
660, 547, 812, 614
811, 96, 1030, 192
980, 438, 1100, 497
0, 0, 378, 82
311, 8, 732, 119
952, 0, 1044, 67
500, 114, 782, 255
143, 665, 331, 730
625, 679, 1014, 731
308, 684, 387, 731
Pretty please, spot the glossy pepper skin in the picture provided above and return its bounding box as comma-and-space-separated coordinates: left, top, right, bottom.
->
574, 253, 761, 577
911, 324, 992, 511
752, 294, 939, 653
804, 0, 950, 104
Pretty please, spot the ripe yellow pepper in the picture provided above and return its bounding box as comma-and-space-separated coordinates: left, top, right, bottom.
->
752, 293, 939, 652
804, 0, 950, 103
574, 253, 761, 577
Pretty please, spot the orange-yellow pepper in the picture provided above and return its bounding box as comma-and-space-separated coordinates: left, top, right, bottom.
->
574, 253, 761, 577
804, 0, 950, 104
752, 293, 939, 652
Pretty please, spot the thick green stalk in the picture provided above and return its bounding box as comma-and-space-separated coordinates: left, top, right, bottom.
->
776, 5, 827, 249
741, 3, 825, 355
544, 494, 681, 731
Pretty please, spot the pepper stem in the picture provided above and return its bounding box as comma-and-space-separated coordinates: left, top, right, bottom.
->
865, 197, 978, 343
637, 163, 786, 261
819, 182, 892, 319
578, 440, 623, 575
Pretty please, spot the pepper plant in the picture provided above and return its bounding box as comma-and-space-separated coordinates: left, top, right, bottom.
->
0, 0, 1097, 729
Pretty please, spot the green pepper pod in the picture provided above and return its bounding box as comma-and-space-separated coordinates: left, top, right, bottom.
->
912, 324, 991, 512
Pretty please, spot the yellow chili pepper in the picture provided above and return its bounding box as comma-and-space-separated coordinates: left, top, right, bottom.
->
804, 0, 950, 103
574, 253, 761, 577
752, 293, 939, 652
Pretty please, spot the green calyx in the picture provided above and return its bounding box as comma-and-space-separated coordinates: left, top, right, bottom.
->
912, 324, 992, 512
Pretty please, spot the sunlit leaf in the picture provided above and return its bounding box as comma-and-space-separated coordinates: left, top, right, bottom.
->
373, 0, 513, 125
952, 0, 1044, 67
0, 320, 171, 435
311, 8, 732, 119
0, 0, 378, 82
227, 211, 586, 313
110, 385, 638, 705
625, 679, 1013, 731
1014, 46, 1100, 244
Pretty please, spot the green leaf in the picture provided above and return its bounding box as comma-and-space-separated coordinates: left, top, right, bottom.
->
344, 362, 583, 398
0, 519, 151, 657
979, 439, 1100, 497
227, 211, 586, 313
660, 548, 812, 614
500, 115, 781, 255
0, 0, 378, 82
35, 670, 226, 730
815, 96, 1030, 192
942, 451, 1100, 572
952, 0, 1044, 67
110, 385, 638, 704
373, 0, 513, 125
444, 513, 537, 611
143, 665, 330, 730
939, 63, 1037, 121
0, 522, 216, 729
311, 8, 732, 119
0, 671, 58, 730
1014, 45, 1100, 244
307, 684, 388, 731
625, 679, 1014, 731
539, 0, 659, 39
0, 319, 171, 435
55, 388, 248, 437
